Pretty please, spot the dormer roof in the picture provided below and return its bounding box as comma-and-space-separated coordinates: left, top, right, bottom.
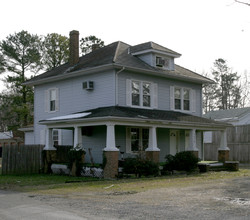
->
130, 41, 181, 58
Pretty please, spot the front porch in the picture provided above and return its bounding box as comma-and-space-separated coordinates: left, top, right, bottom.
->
40, 106, 229, 178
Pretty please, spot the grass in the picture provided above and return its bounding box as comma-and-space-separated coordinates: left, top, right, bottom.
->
1, 168, 250, 195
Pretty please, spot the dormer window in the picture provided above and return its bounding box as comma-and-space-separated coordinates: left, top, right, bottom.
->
156, 56, 169, 68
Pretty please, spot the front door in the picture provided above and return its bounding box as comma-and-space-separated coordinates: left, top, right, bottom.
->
170, 130, 180, 156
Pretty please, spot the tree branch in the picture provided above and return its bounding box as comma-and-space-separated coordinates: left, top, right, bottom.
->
235, 0, 250, 6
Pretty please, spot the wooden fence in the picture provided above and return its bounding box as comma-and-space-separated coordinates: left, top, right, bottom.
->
204, 125, 250, 163
1, 145, 44, 175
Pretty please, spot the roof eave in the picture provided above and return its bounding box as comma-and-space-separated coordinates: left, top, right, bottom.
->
39, 115, 228, 130
113, 64, 212, 84
23, 64, 115, 86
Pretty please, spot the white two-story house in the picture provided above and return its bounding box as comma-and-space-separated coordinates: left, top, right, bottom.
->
24, 30, 228, 169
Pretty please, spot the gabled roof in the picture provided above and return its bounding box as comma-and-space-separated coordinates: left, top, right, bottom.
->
204, 107, 250, 120
40, 106, 228, 129
25, 41, 212, 85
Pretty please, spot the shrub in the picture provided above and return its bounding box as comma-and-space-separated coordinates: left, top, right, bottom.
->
163, 154, 176, 173
67, 145, 86, 176
163, 151, 199, 173
174, 151, 199, 172
122, 157, 159, 177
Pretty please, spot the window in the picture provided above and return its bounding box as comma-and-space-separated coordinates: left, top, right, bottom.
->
174, 87, 190, 111
50, 89, 56, 111
127, 128, 149, 152
171, 86, 194, 112
45, 88, 59, 112
52, 129, 59, 146
131, 80, 151, 107
183, 89, 190, 111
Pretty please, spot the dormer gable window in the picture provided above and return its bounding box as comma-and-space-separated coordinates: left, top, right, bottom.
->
156, 56, 169, 68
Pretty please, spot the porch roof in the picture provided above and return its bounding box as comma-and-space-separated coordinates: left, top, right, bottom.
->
40, 106, 229, 129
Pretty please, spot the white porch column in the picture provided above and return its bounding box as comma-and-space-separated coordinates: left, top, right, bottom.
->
73, 126, 82, 148
187, 129, 199, 151
44, 128, 56, 150
146, 126, 160, 151
104, 123, 119, 151
218, 130, 230, 150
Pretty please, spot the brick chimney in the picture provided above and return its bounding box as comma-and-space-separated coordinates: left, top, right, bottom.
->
69, 30, 79, 66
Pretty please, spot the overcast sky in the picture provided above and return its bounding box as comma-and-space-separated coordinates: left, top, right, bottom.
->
1, 0, 250, 91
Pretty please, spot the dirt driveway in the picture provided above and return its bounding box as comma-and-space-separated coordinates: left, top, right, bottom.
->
1, 173, 250, 219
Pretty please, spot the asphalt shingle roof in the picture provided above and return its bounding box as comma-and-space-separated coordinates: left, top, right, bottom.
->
26, 41, 212, 85
40, 106, 228, 128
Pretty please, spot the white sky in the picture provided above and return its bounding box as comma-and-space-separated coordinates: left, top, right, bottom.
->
1, 0, 250, 91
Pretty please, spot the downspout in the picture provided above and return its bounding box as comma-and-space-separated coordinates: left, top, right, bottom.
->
115, 67, 125, 105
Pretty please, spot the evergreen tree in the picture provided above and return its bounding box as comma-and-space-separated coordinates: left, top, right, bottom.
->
202, 73, 217, 114
0, 31, 43, 130
212, 58, 241, 110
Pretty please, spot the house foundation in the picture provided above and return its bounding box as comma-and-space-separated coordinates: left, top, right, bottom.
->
218, 150, 229, 162
146, 151, 159, 163
103, 151, 119, 179
187, 150, 199, 158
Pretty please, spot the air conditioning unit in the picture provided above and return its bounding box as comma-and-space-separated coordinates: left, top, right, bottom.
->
82, 81, 94, 90
156, 57, 165, 67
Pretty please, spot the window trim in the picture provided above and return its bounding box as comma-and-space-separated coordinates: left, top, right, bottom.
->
127, 79, 158, 109
45, 88, 59, 113
170, 86, 195, 113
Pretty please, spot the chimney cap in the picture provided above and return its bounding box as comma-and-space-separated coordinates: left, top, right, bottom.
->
70, 30, 79, 35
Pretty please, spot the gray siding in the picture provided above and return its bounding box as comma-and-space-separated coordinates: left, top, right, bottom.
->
24, 131, 34, 145
33, 70, 116, 144
157, 128, 170, 162
82, 126, 106, 164
118, 70, 202, 116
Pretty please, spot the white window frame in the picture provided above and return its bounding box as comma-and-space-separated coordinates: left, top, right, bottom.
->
126, 127, 149, 153
126, 79, 158, 109
170, 86, 195, 113
45, 88, 59, 113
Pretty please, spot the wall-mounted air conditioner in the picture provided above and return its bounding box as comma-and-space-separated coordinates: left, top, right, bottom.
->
156, 56, 165, 67
82, 81, 94, 90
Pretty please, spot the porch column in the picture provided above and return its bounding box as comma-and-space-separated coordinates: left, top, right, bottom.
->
73, 126, 82, 148
103, 123, 119, 179
187, 129, 199, 158
44, 128, 56, 150
218, 129, 230, 162
43, 128, 56, 174
145, 126, 160, 163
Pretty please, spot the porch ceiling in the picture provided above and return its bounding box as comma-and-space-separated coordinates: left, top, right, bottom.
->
39, 106, 229, 130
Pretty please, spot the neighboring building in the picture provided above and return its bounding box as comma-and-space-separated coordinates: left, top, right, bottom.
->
23, 30, 228, 176
203, 107, 250, 162
18, 125, 35, 145
204, 107, 250, 126
0, 131, 23, 157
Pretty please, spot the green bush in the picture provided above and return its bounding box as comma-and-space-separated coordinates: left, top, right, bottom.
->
67, 146, 86, 176
122, 157, 159, 177
163, 151, 199, 173
163, 154, 176, 173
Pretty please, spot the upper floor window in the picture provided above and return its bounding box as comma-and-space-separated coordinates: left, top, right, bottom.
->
50, 89, 57, 111
171, 86, 195, 112
45, 88, 59, 112
131, 81, 151, 107
127, 79, 158, 109
156, 56, 170, 69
